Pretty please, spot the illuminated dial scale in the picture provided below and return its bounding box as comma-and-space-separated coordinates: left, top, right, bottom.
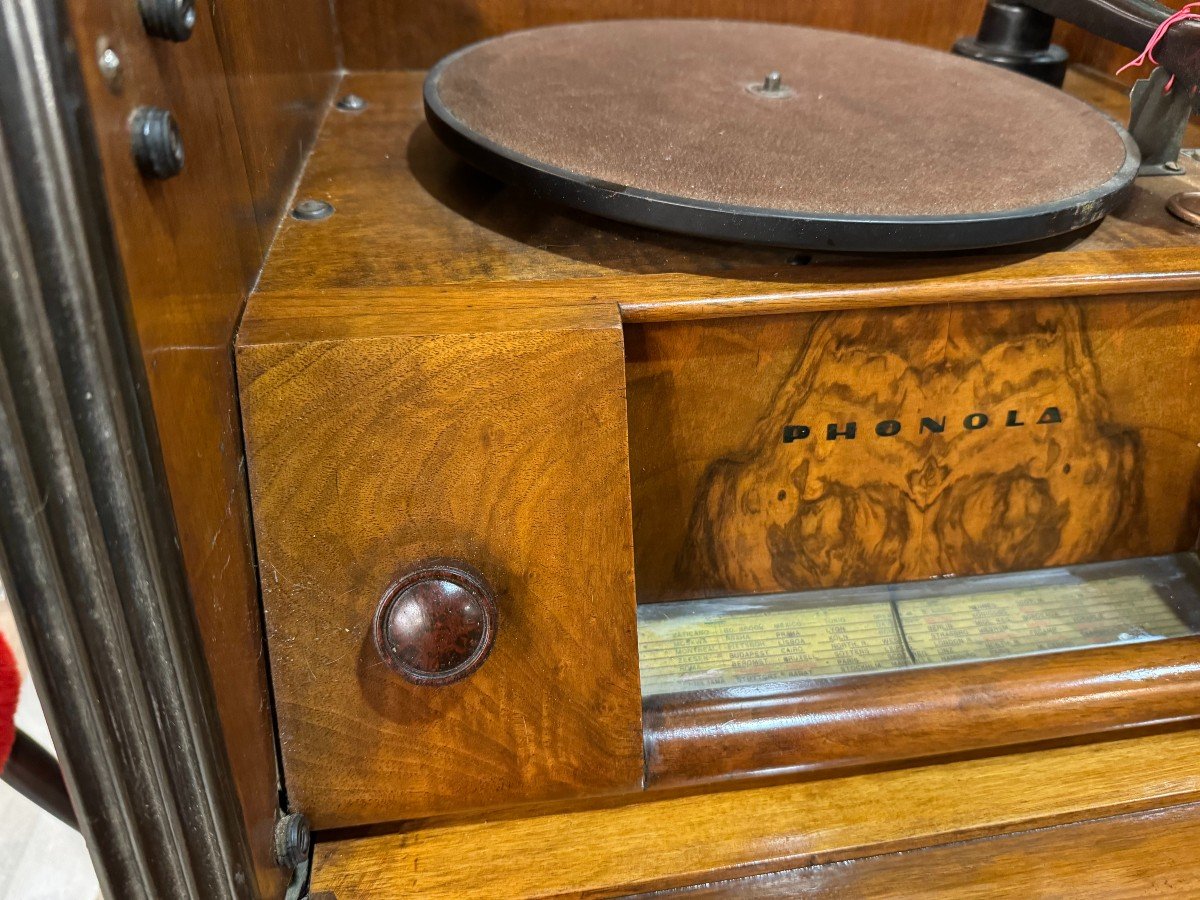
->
638, 556, 1200, 696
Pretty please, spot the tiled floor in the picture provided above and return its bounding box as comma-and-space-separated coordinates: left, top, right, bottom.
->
0, 590, 100, 900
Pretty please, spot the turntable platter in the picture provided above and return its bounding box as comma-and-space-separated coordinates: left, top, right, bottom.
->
424, 20, 1139, 252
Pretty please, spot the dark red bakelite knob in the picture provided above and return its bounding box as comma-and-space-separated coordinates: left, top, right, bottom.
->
372, 559, 497, 686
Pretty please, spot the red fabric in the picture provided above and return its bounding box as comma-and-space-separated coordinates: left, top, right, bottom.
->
0, 630, 18, 770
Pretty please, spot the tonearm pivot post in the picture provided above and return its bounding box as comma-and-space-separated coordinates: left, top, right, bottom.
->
957, 0, 1199, 174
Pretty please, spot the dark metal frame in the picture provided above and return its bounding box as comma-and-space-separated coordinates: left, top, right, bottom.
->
424, 40, 1140, 254
3, 730, 79, 828
0, 0, 259, 895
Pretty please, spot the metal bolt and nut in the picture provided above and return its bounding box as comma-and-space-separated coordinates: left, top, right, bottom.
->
96, 39, 122, 92
138, 0, 196, 41
336, 94, 367, 112
291, 199, 334, 220
130, 106, 185, 180
273, 812, 311, 870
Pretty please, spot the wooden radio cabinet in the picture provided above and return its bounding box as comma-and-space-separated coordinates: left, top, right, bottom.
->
9, 0, 1200, 897
228, 60, 1200, 892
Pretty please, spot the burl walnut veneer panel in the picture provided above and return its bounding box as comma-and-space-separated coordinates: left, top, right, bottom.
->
237, 305, 643, 828
628, 293, 1200, 601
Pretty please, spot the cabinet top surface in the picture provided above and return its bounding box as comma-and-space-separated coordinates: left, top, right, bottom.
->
243, 67, 1200, 340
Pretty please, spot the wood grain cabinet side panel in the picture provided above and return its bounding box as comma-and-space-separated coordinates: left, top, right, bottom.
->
237, 307, 643, 827
62, 0, 336, 888
208, 0, 340, 246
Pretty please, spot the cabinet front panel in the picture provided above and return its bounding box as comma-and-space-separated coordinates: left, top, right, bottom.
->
239, 311, 642, 827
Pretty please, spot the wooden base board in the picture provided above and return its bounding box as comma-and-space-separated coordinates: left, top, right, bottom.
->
309, 727, 1200, 898
637, 802, 1200, 898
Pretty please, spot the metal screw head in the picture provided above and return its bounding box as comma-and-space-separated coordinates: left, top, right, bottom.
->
1165, 160, 1185, 173
336, 94, 367, 112
130, 106, 184, 180
96, 39, 122, 93
291, 199, 334, 221
273, 813, 311, 870
747, 71, 794, 99
138, 0, 196, 41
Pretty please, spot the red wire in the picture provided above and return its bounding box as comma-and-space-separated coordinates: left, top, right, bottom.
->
1116, 2, 1200, 92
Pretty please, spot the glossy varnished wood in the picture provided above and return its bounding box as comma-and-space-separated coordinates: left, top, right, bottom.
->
63, 0, 280, 890
245, 249, 1200, 341
67, 0, 262, 309
252, 69, 1200, 307
237, 61, 1200, 837
337, 1, 994, 72
613, 249, 1200, 321
335, 0, 1189, 81
645, 637, 1200, 789
643, 802, 1200, 897
627, 293, 1200, 601
252, 69, 786, 296
64, 0, 338, 890
237, 304, 643, 827
206, 0, 340, 244
307, 727, 1200, 898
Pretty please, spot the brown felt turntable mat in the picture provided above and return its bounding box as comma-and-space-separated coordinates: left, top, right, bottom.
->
426, 20, 1135, 242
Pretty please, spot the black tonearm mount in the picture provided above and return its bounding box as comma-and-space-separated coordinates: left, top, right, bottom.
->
957, 1, 1198, 175
1034, 0, 1200, 92
957, 0, 1200, 92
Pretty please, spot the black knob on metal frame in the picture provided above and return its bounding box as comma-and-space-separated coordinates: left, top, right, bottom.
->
138, 0, 196, 42
130, 107, 184, 180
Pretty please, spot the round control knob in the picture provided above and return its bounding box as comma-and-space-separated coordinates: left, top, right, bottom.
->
138, 0, 197, 42
373, 559, 497, 686
130, 107, 184, 180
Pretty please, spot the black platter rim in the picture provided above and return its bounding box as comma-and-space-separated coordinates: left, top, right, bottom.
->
422, 29, 1141, 254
